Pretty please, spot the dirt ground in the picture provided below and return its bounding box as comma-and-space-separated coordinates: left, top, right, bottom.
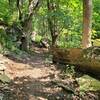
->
0, 48, 100, 100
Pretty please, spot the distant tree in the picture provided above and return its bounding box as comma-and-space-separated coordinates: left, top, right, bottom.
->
47, 0, 59, 46
82, 0, 92, 48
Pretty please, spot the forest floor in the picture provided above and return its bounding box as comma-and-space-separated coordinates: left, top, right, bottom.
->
0, 47, 100, 100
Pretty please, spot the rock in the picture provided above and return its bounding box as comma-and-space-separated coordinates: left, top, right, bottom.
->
0, 74, 11, 83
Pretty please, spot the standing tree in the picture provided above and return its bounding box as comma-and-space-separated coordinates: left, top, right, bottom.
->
20, 0, 40, 51
47, 0, 59, 46
82, 0, 92, 48
8, 0, 40, 51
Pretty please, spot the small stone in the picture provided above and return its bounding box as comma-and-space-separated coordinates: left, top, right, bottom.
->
0, 74, 11, 83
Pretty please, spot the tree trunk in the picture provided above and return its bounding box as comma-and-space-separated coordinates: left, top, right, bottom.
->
20, 0, 39, 51
47, 0, 59, 46
51, 47, 100, 78
82, 0, 92, 48
21, 17, 33, 51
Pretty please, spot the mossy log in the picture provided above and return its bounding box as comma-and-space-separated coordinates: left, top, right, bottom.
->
51, 46, 100, 77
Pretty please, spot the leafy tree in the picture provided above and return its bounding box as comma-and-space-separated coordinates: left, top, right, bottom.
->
0, 0, 100, 50
47, 0, 60, 46
8, 0, 40, 51
92, 0, 100, 39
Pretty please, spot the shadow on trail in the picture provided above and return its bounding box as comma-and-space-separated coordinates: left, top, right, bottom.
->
4, 49, 50, 68
3, 76, 99, 100
7, 76, 67, 100
1, 50, 100, 100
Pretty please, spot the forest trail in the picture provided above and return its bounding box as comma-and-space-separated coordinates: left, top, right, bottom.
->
0, 48, 100, 100
0, 48, 66, 100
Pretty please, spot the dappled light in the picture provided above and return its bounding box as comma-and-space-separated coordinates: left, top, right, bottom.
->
0, 0, 100, 99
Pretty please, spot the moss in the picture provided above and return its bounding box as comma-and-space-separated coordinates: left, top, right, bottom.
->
76, 75, 100, 91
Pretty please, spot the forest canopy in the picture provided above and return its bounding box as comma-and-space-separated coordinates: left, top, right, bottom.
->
0, 0, 100, 51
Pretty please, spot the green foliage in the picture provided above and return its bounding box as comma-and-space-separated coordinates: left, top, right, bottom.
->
0, 28, 19, 54
63, 65, 75, 77
77, 75, 100, 91
92, 39, 100, 46
0, 0, 100, 50
35, 34, 42, 42
92, 0, 100, 39
0, 0, 18, 24
57, 30, 81, 48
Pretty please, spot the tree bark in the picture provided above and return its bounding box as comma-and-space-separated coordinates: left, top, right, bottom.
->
82, 0, 92, 48
20, 0, 39, 51
51, 46, 100, 77
47, 0, 59, 46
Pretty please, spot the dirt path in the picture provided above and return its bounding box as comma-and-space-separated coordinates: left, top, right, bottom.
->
0, 49, 67, 100
0, 49, 100, 100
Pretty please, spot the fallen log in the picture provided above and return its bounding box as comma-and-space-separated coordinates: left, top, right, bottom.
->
51, 46, 100, 78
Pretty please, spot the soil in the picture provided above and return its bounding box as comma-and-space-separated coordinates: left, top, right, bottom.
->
0, 47, 100, 100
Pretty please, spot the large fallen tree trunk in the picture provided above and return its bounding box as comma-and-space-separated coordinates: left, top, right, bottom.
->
51, 46, 100, 77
